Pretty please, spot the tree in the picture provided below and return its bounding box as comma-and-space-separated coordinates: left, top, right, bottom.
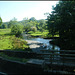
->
8, 17, 18, 28
0, 17, 2, 28
47, 1, 75, 50
38, 19, 47, 32
31, 26, 37, 32
11, 25, 23, 37
2, 23, 7, 29
29, 17, 36, 21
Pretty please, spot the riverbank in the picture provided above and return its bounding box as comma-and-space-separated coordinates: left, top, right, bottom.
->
28, 31, 59, 39
0, 29, 30, 51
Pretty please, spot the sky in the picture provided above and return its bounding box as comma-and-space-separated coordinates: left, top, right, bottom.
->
0, 1, 59, 22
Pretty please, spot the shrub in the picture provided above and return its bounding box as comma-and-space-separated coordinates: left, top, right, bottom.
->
31, 27, 37, 32
10, 37, 29, 51
11, 25, 23, 37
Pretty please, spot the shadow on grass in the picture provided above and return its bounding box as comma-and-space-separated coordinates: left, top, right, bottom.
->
0, 49, 37, 59
4, 33, 14, 36
0, 33, 14, 36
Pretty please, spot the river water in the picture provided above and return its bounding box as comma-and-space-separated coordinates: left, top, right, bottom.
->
22, 33, 60, 51
22, 33, 60, 60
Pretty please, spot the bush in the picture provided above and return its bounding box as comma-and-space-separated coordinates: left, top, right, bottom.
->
11, 25, 23, 37
31, 27, 37, 32
9, 36, 30, 51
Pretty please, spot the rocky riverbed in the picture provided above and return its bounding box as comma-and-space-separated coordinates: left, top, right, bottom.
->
26, 40, 46, 53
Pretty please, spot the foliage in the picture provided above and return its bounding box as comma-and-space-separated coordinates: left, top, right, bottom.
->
10, 36, 29, 50
0, 17, 2, 28
0, 29, 30, 51
1, 23, 7, 29
2, 17, 47, 34
29, 17, 36, 21
31, 26, 37, 32
23, 23, 32, 32
8, 18, 17, 28
37, 19, 47, 32
47, 1, 75, 49
11, 25, 23, 37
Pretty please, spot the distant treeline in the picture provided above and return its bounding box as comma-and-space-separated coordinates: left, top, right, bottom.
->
1, 17, 47, 33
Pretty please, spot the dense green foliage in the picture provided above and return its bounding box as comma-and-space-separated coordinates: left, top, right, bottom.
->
11, 25, 23, 37
0, 17, 2, 28
1, 17, 47, 37
1, 17, 47, 33
47, 1, 75, 50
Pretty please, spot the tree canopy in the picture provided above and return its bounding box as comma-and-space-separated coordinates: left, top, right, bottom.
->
0, 17, 2, 28
47, 1, 75, 50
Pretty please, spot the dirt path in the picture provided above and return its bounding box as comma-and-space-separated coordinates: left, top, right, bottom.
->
26, 40, 45, 53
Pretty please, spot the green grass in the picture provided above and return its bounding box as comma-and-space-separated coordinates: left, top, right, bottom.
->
28, 30, 49, 37
0, 52, 28, 63
0, 29, 11, 35
28, 30, 59, 38
0, 36, 13, 50
0, 29, 30, 51
0, 29, 31, 63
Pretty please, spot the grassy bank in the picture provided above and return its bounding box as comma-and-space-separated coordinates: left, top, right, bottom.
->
28, 30, 59, 38
0, 29, 30, 51
0, 28, 31, 63
28, 30, 49, 38
0, 52, 28, 63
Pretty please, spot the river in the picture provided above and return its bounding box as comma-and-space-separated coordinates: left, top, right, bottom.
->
22, 33, 60, 52
22, 33, 61, 60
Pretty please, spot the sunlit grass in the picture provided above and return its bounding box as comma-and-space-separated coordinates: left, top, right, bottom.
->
28, 30, 49, 37
0, 36, 13, 50
28, 30, 59, 38
0, 29, 30, 51
0, 29, 13, 50
0, 28, 11, 35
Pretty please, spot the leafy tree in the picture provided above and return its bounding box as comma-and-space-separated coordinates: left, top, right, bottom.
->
0, 17, 2, 28
8, 17, 18, 28
29, 17, 36, 21
31, 26, 37, 32
38, 19, 47, 32
1, 23, 7, 29
47, 1, 75, 50
11, 25, 23, 37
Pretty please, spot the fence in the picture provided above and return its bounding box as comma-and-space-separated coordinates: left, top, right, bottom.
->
37, 49, 75, 74
0, 49, 75, 74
